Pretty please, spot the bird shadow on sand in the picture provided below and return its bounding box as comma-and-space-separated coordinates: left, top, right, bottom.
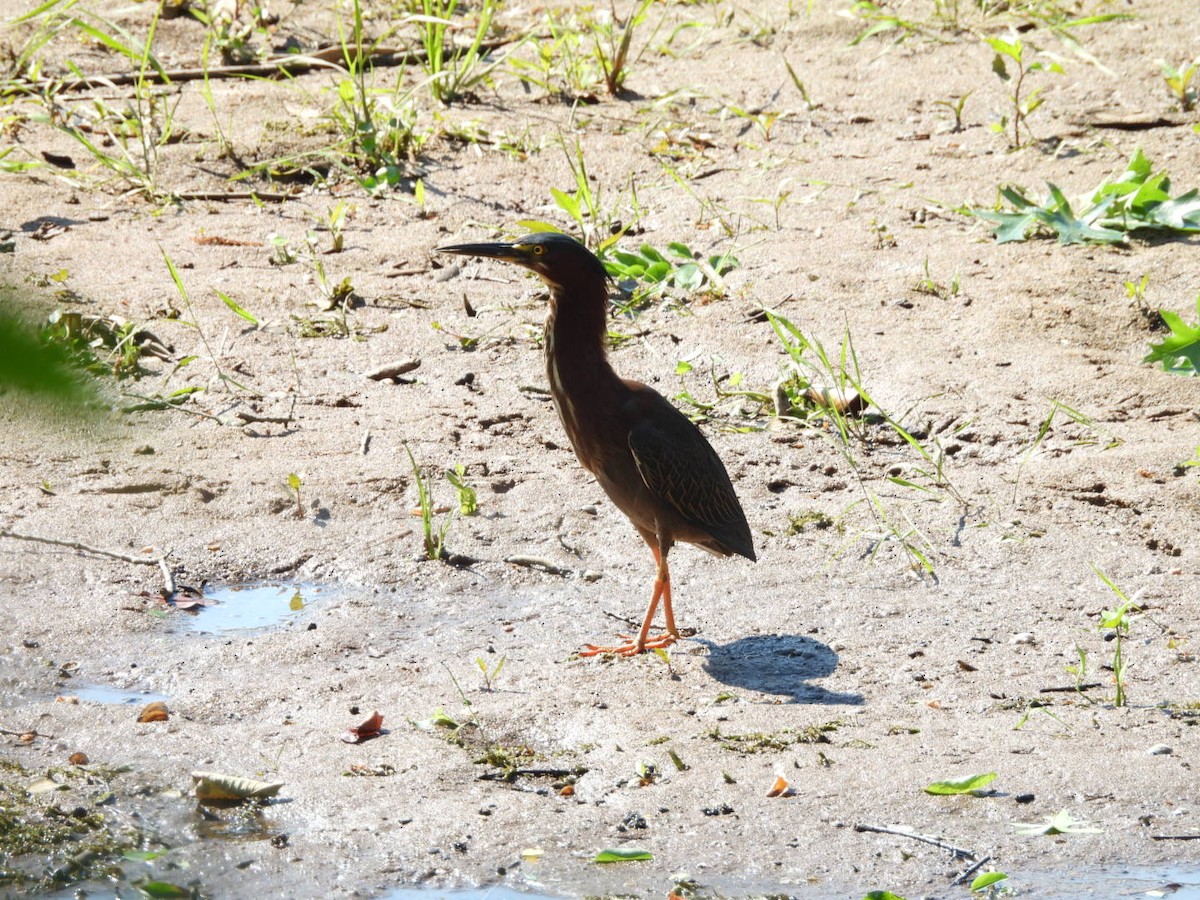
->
697, 634, 864, 706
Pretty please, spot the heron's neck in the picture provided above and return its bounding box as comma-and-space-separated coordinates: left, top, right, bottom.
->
544, 291, 622, 458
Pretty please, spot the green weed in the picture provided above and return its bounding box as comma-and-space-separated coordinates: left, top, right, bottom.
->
409, 0, 503, 104
1161, 58, 1198, 112
591, 0, 661, 96
1093, 566, 1140, 707
604, 240, 739, 306
986, 33, 1061, 148
970, 148, 1200, 244
1144, 293, 1200, 376
405, 445, 452, 561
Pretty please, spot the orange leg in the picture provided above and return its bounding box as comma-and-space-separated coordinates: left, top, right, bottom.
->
580, 542, 678, 658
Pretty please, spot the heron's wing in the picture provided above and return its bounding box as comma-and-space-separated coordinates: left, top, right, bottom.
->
626, 392, 754, 559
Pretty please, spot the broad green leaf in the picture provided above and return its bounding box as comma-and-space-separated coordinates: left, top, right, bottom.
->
550, 188, 580, 220
1036, 185, 1125, 244
645, 261, 672, 282
1012, 808, 1103, 836
639, 244, 666, 263
971, 872, 1009, 891
673, 263, 703, 292
594, 848, 653, 863
1144, 297, 1200, 374
513, 220, 562, 234
924, 772, 997, 795
710, 252, 740, 274
862, 893, 907, 900
1142, 190, 1200, 231
123, 850, 167, 862
972, 208, 1038, 243
136, 882, 191, 899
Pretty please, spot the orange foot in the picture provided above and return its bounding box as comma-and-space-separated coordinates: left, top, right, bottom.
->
579, 632, 677, 658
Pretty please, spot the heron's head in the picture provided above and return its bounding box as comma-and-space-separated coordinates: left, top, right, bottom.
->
436, 231, 608, 294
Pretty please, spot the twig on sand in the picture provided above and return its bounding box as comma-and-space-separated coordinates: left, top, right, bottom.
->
1, 528, 176, 598
504, 555, 571, 576
951, 854, 993, 885
855, 823, 976, 860
23, 40, 517, 93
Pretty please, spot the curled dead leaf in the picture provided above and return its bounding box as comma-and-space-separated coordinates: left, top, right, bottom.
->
766, 775, 795, 798
138, 701, 169, 723
68, 752, 89, 765
804, 386, 867, 415
56, 695, 80, 704
192, 771, 284, 803
340, 710, 385, 744
558, 784, 575, 797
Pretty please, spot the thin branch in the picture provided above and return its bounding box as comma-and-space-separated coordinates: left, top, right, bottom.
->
1, 528, 175, 597
854, 823, 976, 860
951, 854, 993, 885
15, 39, 516, 94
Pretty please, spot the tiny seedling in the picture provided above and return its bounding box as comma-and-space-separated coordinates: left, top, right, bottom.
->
1093, 565, 1140, 707
268, 234, 298, 266
1065, 644, 1090, 697
315, 201, 351, 253
475, 654, 505, 691
912, 258, 960, 299
446, 464, 478, 515
933, 91, 972, 132
1161, 58, 1198, 112
285, 473, 303, 518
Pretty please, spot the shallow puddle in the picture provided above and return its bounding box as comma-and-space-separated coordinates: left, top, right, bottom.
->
67, 681, 169, 706
174, 581, 329, 635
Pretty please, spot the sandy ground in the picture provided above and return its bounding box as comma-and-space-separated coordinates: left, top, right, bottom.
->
2, 0, 1200, 897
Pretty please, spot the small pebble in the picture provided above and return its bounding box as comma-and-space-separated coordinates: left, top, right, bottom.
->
1148, 744, 1173, 756
1009, 632, 1035, 645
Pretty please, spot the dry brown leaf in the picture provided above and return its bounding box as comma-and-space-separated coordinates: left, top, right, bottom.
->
69, 752, 89, 765
340, 710, 385, 744
137, 701, 169, 723
56, 695, 80, 704
558, 784, 575, 797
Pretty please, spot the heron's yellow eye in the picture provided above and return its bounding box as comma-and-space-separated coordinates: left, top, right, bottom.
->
531, 244, 545, 256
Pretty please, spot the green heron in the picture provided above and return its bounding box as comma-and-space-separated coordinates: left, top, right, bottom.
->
437, 232, 755, 656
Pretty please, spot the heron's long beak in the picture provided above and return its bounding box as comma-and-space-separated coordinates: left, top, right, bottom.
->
436, 241, 529, 265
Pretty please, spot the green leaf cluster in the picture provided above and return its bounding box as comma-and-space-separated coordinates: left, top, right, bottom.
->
604, 242, 739, 299
972, 148, 1200, 244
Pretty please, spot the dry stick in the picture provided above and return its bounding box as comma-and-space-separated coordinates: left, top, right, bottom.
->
25, 39, 516, 94
1, 528, 176, 597
854, 823, 976, 860
950, 854, 993, 886
175, 190, 296, 203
